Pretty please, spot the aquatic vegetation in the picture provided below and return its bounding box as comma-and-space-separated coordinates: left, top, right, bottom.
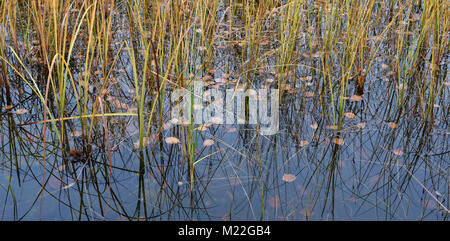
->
0, 0, 448, 220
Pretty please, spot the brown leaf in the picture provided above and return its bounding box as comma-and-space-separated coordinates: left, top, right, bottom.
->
332, 138, 345, 146
344, 112, 356, 119
14, 108, 28, 115
165, 137, 180, 144
282, 174, 296, 183
203, 139, 214, 147
387, 122, 398, 128
350, 95, 363, 101
392, 149, 404, 156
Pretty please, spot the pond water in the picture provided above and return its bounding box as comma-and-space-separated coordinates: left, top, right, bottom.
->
0, 1, 448, 220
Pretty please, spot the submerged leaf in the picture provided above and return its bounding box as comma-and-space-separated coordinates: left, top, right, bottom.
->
268, 196, 281, 208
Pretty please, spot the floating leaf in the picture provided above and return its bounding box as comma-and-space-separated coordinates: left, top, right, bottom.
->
14, 108, 28, 115
350, 95, 363, 101
344, 112, 356, 119
356, 122, 366, 129
332, 138, 345, 146
387, 122, 398, 128
300, 140, 309, 147
195, 124, 209, 131
310, 123, 318, 129
133, 137, 153, 149
203, 139, 214, 147
4, 105, 13, 110
282, 174, 296, 183
265, 78, 274, 83
392, 149, 404, 156
165, 137, 180, 144
62, 182, 75, 190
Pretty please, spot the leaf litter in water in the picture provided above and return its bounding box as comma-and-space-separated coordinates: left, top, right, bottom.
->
392, 149, 404, 156
387, 122, 398, 128
344, 112, 356, 119
203, 139, 214, 147
356, 122, 366, 129
332, 138, 345, 146
299, 140, 309, 147
14, 108, 28, 115
282, 174, 296, 183
165, 137, 180, 144
350, 95, 363, 102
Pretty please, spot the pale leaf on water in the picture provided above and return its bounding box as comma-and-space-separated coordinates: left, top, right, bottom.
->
265, 78, 274, 83
387, 122, 398, 128
332, 138, 345, 146
350, 95, 363, 101
344, 112, 356, 119
4, 105, 13, 110
300, 140, 309, 147
133, 137, 153, 149
357, 122, 366, 129
203, 139, 214, 147
195, 124, 209, 131
165, 137, 180, 144
70, 130, 82, 137
14, 108, 28, 115
310, 123, 318, 129
62, 182, 75, 190
392, 149, 404, 156
282, 174, 296, 183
